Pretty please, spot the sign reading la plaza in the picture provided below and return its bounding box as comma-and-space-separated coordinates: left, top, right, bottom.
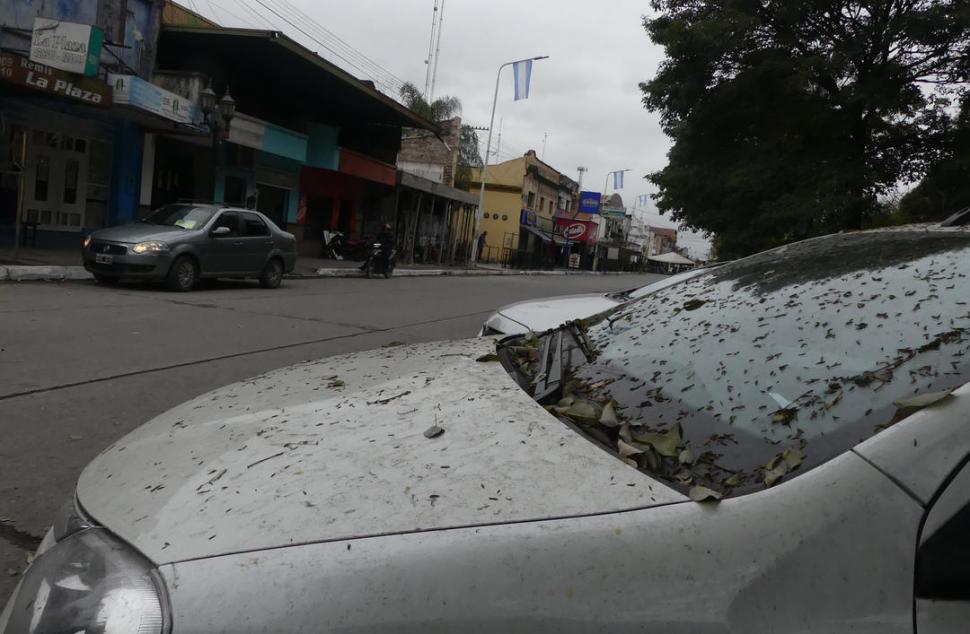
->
0, 52, 111, 107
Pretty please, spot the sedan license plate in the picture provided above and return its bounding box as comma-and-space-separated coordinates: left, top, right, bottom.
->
95, 254, 113, 265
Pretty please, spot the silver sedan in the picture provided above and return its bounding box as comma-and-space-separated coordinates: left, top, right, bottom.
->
6, 225, 970, 632
82, 203, 297, 291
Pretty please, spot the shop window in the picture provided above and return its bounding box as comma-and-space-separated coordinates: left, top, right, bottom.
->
527, 192, 535, 208
33, 155, 50, 202
63, 159, 79, 205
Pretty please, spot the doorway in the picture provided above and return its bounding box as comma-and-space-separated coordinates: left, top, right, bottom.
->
256, 183, 289, 228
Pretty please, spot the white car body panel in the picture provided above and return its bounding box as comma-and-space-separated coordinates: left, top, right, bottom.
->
76, 338, 684, 565
483, 294, 621, 336
854, 382, 970, 504
160, 450, 919, 634
481, 269, 712, 336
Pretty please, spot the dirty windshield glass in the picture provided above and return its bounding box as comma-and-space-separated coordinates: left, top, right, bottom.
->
142, 205, 216, 229
534, 230, 970, 498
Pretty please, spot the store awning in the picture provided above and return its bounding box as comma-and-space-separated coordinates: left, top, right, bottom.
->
398, 171, 479, 205
523, 225, 566, 245
648, 251, 694, 265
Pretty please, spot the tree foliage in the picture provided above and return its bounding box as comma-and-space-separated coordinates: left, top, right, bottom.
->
899, 97, 970, 221
641, 0, 970, 257
399, 82, 482, 189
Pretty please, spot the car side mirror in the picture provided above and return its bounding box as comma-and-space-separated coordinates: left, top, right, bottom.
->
211, 226, 231, 236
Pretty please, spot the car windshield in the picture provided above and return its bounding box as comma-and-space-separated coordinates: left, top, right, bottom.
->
513, 230, 970, 498
142, 205, 216, 230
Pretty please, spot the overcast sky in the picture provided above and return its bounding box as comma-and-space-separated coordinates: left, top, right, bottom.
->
193, 0, 711, 259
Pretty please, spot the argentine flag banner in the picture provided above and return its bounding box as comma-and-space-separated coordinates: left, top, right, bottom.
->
512, 59, 533, 101
612, 170, 625, 190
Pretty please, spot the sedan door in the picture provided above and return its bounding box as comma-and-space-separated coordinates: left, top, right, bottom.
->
238, 212, 275, 273
198, 211, 244, 275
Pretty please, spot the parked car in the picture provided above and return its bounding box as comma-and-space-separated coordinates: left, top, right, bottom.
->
480, 266, 715, 335
82, 203, 297, 291
6, 226, 970, 633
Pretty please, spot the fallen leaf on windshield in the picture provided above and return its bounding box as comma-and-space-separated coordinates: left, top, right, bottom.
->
678, 446, 694, 465
683, 299, 707, 311
688, 485, 722, 502
771, 408, 797, 424
633, 424, 682, 458
782, 447, 803, 470
617, 439, 643, 459
326, 379, 345, 389
894, 389, 954, 410
476, 353, 500, 362
564, 400, 602, 424
423, 425, 445, 439
69, 433, 83, 441
722, 472, 746, 487
599, 401, 620, 427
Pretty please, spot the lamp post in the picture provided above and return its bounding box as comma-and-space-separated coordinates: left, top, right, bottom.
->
199, 84, 236, 201
470, 55, 548, 266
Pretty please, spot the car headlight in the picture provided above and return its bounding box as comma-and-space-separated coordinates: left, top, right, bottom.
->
131, 241, 169, 254
82, 235, 92, 249
1, 528, 168, 634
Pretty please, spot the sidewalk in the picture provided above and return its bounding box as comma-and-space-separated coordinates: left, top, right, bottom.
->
0, 247, 635, 281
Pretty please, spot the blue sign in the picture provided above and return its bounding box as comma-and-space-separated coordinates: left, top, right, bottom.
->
579, 191, 601, 214
520, 209, 537, 227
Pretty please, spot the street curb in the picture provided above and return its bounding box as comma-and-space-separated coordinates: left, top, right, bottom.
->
0, 265, 92, 281
0, 265, 641, 282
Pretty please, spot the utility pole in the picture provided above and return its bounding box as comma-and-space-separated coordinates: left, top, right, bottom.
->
576, 166, 587, 189
428, 0, 446, 100
423, 0, 440, 99
541, 132, 548, 160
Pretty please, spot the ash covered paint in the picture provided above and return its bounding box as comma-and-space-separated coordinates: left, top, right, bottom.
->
77, 338, 683, 564
534, 228, 970, 497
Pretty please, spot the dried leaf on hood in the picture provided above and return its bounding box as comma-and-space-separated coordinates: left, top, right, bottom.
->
476, 353, 500, 363
599, 401, 620, 428
722, 472, 746, 487
683, 299, 707, 311
326, 378, 345, 389
688, 485, 722, 502
423, 425, 445, 439
771, 408, 797, 424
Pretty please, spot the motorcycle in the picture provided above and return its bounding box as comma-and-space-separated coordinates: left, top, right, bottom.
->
362, 241, 397, 279
322, 230, 345, 260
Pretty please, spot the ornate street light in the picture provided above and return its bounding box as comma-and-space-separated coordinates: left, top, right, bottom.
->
199, 83, 235, 199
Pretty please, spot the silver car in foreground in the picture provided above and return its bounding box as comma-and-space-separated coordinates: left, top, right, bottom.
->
82, 203, 297, 291
5, 226, 970, 633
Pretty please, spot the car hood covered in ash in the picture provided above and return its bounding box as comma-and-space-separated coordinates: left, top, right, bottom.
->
77, 338, 684, 564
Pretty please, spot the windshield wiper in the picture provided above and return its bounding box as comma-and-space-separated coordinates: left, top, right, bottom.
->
532, 330, 563, 402
566, 320, 595, 362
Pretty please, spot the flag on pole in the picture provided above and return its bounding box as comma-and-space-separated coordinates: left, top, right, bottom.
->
512, 59, 533, 101
612, 170, 625, 190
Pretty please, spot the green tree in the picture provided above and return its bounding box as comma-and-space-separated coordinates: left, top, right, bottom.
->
399, 82, 482, 189
899, 97, 970, 222
642, 0, 970, 258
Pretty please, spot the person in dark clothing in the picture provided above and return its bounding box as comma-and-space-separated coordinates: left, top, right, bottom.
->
375, 223, 395, 271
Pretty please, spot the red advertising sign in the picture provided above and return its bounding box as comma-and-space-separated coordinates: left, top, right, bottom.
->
555, 217, 597, 243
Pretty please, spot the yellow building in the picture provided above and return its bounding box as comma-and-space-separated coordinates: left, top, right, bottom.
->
468, 150, 577, 264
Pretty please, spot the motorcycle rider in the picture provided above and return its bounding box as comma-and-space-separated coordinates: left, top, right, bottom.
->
376, 223, 394, 272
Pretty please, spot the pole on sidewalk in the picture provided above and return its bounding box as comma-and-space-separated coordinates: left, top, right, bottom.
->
470, 55, 548, 267
13, 129, 27, 263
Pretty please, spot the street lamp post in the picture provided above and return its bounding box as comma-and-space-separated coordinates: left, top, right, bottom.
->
470, 55, 548, 266
199, 84, 236, 202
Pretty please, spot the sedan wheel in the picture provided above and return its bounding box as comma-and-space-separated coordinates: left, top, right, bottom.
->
166, 256, 197, 292
259, 258, 283, 289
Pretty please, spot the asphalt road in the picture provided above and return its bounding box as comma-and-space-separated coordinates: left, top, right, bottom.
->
0, 271, 661, 601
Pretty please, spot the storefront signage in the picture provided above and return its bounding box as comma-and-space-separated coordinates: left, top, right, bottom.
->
520, 208, 537, 227
601, 206, 627, 219
109, 74, 203, 126
30, 18, 103, 77
554, 217, 597, 243
579, 191, 601, 214
0, 52, 111, 107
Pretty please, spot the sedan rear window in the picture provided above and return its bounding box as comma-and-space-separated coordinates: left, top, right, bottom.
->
535, 230, 970, 498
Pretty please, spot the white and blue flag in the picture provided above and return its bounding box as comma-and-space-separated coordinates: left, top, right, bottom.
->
612, 170, 625, 190
512, 59, 533, 101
